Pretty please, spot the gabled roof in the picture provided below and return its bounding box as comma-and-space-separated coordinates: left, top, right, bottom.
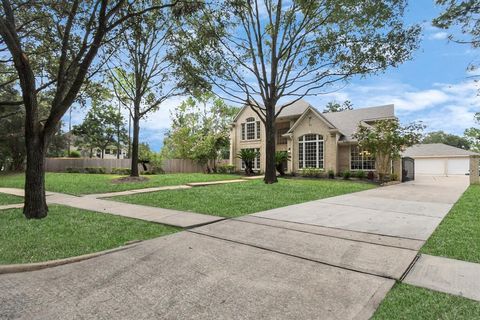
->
233, 99, 396, 142
402, 143, 479, 158
323, 104, 395, 141
286, 105, 337, 134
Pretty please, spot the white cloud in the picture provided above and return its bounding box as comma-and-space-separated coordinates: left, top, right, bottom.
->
306, 80, 479, 136
429, 31, 448, 40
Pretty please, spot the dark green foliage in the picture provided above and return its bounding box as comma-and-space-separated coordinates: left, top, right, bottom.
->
237, 149, 259, 175
111, 168, 131, 175
275, 151, 290, 176
68, 151, 81, 158
301, 168, 325, 178
328, 169, 335, 179
423, 131, 471, 149
342, 171, 352, 180
217, 164, 236, 174
355, 170, 366, 179
72, 103, 127, 159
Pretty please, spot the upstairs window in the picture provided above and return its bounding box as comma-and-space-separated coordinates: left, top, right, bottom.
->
351, 146, 375, 170
241, 117, 260, 140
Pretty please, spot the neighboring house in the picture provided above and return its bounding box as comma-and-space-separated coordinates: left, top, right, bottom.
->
229, 99, 395, 175
402, 143, 479, 177
67, 133, 128, 159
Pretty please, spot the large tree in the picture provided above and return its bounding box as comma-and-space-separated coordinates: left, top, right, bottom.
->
162, 93, 238, 171
0, 0, 180, 218
109, 2, 185, 177
434, 0, 480, 76
72, 103, 127, 158
173, 0, 420, 183
423, 130, 471, 149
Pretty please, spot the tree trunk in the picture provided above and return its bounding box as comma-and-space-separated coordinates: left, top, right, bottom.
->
131, 114, 140, 177
264, 105, 278, 184
23, 132, 48, 219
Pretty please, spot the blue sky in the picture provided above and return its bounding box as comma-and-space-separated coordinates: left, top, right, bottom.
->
65, 1, 479, 152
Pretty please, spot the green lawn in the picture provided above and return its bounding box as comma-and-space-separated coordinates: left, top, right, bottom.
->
112, 178, 376, 218
421, 185, 480, 263
372, 283, 480, 320
0, 172, 240, 196
0, 205, 180, 264
0, 193, 23, 205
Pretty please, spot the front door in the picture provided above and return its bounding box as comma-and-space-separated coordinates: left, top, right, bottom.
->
402, 157, 415, 182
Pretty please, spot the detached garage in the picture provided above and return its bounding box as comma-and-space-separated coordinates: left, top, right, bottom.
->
402, 143, 479, 177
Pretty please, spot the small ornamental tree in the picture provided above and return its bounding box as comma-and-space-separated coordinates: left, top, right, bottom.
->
275, 151, 290, 176
237, 149, 259, 176
353, 119, 424, 182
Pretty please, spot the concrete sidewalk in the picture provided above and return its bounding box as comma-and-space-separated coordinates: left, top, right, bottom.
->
0, 231, 395, 320
404, 254, 480, 302
0, 187, 223, 228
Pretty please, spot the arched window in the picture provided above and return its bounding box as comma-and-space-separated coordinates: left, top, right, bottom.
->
298, 134, 324, 169
241, 117, 261, 140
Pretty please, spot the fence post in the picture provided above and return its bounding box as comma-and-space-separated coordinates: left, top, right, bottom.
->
470, 155, 480, 185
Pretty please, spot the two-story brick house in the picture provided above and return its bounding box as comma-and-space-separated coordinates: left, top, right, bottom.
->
229, 99, 396, 175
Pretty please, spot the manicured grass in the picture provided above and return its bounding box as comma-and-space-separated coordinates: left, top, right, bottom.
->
0, 172, 240, 196
0, 205, 180, 264
112, 178, 376, 218
0, 193, 23, 205
372, 283, 480, 320
421, 185, 480, 263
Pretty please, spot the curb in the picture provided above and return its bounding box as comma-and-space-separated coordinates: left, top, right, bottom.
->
0, 241, 141, 275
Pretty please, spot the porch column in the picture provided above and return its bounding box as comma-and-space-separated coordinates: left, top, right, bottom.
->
470, 155, 479, 185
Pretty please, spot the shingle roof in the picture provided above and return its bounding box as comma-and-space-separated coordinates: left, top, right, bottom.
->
402, 143, 479, 157
277, 99, 394, 141
322, 104, 395, 141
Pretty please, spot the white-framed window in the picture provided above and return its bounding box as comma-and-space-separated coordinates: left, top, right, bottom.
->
350, 145, 375, 170
298, 134, 324, 169
241, 148, 260, 170
241, 117, 260, 140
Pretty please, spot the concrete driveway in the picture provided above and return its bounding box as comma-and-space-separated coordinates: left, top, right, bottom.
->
0, 176, 469, 320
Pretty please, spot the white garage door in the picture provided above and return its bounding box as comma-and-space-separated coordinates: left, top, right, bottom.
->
415, 157, 469, 176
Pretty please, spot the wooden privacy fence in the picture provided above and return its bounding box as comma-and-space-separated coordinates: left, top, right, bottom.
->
44, 158, 230, 173
45, 158, 132, 173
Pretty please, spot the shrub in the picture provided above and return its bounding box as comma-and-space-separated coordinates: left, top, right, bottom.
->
342, 170, 351, 180
275, 151, 290, 176
84, 167, 106, 174
111, 168, 131, 175
390, 173, 399, 181
68, 150, 81, 158
143, 167, 165, 175
66, 167, 83, 173
237, 149, 259, 175
217, 164, 236, 174
301, 167, 324, 178
355, 170, 366, 179
328, 169, 335, 179
367, 171, 375, 180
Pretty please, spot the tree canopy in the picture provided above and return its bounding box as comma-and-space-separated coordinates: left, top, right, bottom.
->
422, 130, 471, 150
162, 93, 238, 172
173, 0, 421, 183
353, 119, 424, 181
323, 100, 354, 113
